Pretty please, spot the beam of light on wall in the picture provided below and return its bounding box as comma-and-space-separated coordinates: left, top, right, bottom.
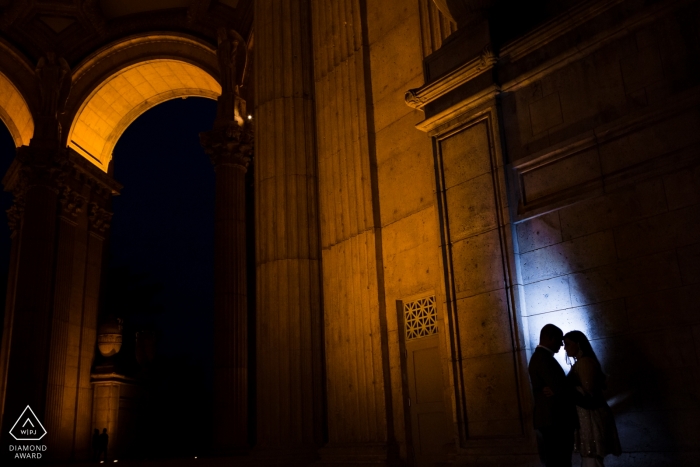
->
67, 60, 221, 172
521, 247, 602, 370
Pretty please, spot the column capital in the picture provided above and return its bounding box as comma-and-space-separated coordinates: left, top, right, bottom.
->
200, 122, 254, 172
88, 203, 112, 235
58, 185, 87, 220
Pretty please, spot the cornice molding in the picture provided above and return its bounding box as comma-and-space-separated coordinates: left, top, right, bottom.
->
415, 84, 500, 135
405, 44, 496, 111
499, 0, 626, 63
501, 0, 694, 92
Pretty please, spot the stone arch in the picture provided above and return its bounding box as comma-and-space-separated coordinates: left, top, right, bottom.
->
65, 33, 224, 172
0, 39, 35, 147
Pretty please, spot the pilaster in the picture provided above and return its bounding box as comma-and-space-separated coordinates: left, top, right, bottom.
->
405, 12, 539, 463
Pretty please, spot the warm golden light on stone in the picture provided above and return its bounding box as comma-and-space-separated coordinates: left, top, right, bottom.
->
0, 71, 34, 147
67, 59, 221, 171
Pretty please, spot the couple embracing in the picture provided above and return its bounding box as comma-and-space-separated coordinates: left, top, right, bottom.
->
528, 324, 621, 467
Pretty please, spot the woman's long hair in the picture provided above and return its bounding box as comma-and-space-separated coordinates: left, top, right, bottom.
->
564, 330, 607, 388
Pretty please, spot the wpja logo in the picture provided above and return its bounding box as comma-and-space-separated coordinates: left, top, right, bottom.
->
8, 406, 47, 459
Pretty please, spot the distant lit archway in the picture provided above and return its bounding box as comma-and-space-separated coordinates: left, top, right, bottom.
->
64, 33, 222, 172
68, 60, 221, 171
0, 73, 33, 148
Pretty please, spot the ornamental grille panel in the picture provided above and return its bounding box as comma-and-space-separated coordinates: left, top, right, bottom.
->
404, 296, 437, 340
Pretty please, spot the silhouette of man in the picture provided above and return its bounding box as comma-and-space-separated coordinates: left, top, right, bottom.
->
528, 324, 577, 467
97, 428, 108, 462
92, 428, 100, 461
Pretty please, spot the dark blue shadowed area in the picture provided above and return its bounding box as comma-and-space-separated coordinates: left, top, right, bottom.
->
110, 97, 216, 371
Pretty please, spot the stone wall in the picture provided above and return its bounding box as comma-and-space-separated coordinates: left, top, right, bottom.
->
502, 0, 700, 464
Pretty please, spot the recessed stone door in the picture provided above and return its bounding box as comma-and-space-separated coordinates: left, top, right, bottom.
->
403, 297, 451, 466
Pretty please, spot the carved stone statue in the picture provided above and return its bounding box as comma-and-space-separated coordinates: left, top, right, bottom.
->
432, 0, 496, 28
35, 52, 71, 118
215, 27, 246, 126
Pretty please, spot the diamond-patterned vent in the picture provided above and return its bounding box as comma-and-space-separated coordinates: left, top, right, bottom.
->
404, 296, 437, 340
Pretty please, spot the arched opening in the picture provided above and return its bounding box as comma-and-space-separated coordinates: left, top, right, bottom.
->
101, 97, 217, 457
67, 60, 221, 172
63, 43, 253, 458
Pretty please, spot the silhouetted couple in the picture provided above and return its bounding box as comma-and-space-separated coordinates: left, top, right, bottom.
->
528, 324, 621, 467
92, 428, 108, 462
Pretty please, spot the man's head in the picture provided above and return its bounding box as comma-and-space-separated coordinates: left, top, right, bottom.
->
539, 324, 563, 353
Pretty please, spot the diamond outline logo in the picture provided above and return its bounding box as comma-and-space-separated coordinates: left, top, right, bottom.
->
9, 405, 47, 441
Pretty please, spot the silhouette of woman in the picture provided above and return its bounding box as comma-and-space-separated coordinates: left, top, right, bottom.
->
563, 331, 621, 467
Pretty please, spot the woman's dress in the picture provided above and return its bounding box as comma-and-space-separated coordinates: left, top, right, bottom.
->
567, 357, 622, 459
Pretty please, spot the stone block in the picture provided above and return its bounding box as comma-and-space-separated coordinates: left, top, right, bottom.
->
613, 205, 700, 260
445, 173, 497, 241
382, 206, 437, 255
378, 148, 435, 226
569, 250, 681, 307
663, 165, 700, 210
456, 289, 513, 359
375, 110, 433, 166
559, 177, 667, 240
373, 82, 421, 133
555, 65, 597, 129
384, 242, 439, 300
460, 352, 521, 437
520, 230, 617, 284
625, 283, 698, 331
516, 211, 562, 254
439, 121, 492, 189
620, 45, 664, 94
526, 299, 627, 349
451, 229, 504, 299
366, 0, 415, 45
521, 148, 601, 203
369, 16, 423, 105
599, 110, 700, 175
529, 92, 563, 136
523, 276, 571, 316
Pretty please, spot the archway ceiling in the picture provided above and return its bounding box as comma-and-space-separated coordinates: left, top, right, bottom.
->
0, 71, 33, 147
68, 59, 221, 172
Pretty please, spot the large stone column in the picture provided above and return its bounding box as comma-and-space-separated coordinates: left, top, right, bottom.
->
0, 148, 63, 439
0, 147, 118, 460
200, 122, 252, 453
254, 0, 325, 460
310, 0, 397, 463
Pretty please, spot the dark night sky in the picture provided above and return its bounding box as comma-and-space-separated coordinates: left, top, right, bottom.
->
0, 96, 218, 385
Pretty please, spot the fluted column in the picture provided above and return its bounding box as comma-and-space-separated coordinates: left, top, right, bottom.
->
311, 1, 396, 463
75, 180, 115, 459
254, 0, 325, 458
200, 122, 252, 453
44, 183, 87, 458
